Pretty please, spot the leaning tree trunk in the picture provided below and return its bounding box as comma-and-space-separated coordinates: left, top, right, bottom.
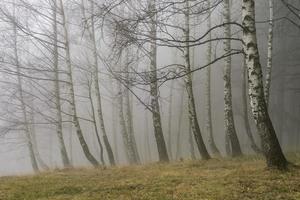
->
13, 15, 39, 172
264, 0, 274, 107
205, 0, 221, 156
223, 0, 242, 157
242, 59, 261, 153
184, 0, 210, 160
81, 0, 116, 166
52, 0, 71, 167
59, 0, 99, 166
242, 0, 288, 169
148, 0, 169, 162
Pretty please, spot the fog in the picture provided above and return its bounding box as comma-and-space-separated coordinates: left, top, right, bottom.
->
0, 0, 299, 175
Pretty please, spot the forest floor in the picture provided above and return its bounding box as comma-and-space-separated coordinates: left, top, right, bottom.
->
0, 154, 299, 200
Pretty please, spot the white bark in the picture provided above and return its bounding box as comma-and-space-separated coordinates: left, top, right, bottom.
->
264, 0, 274, 107
184, 0, 210, 160
242, 0, 287, 169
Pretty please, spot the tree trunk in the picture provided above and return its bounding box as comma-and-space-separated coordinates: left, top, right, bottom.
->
188, 122, 196, 160
59, 0, 99, 167
223, 0, 242, 157
52, 0, 71, 167
80, 0, 116, 166
88, 82, 105, 165
205, 0, 221, 156
13, 10, 39, 172
175, 86, 185, 160
124, 52, 140, 164
148, 0, 169, 162
117, 77, 139, 164
184, 0, 210, 160
264, 0, 274, 107
144, 110, 152, 163
242, 0, 288, 169
167, 80, 174, 160
28, 86, 49, 170
242, 59, 261, 154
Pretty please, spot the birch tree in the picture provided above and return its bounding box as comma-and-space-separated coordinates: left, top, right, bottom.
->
148, 0, 169, 162
124, 50, 140, 164
242, 0, 288, 169
241, 59, 261, 153
52, 0, 71, 167
205, 0, 220, 156
184, 0, 210, 160
59, 0, 99, 166
12, 4, 39, 172
264, 0, 274, 107
223, 0, 242, 157
81, 0, 115, 166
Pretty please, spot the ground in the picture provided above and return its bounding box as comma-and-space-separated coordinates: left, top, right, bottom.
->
0, 154, 299, 200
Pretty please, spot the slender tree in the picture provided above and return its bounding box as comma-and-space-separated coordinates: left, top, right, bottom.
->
12, 4, 39, 172
59, 0, 99, 166
184, 0, 210, 160
264, 0, 274, 107
52, 0, 71, 167
205, 0, 221, 156
81, 0, 115, 166
148, 0, 169, 162
223, 0, 242, 157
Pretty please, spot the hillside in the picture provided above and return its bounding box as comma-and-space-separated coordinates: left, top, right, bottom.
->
0, 155, 299, 200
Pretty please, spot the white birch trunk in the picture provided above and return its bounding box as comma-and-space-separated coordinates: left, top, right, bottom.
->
264, 0, 274, 107
184, 0, 210, 160
242, 0, 287, 169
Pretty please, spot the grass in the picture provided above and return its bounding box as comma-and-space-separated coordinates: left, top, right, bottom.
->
0, 154, 300, 200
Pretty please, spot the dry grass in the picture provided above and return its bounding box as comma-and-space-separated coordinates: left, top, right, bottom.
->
0, 154, 299, 200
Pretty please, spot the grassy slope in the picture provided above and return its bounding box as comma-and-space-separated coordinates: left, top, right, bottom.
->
0, 155, 299, 200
